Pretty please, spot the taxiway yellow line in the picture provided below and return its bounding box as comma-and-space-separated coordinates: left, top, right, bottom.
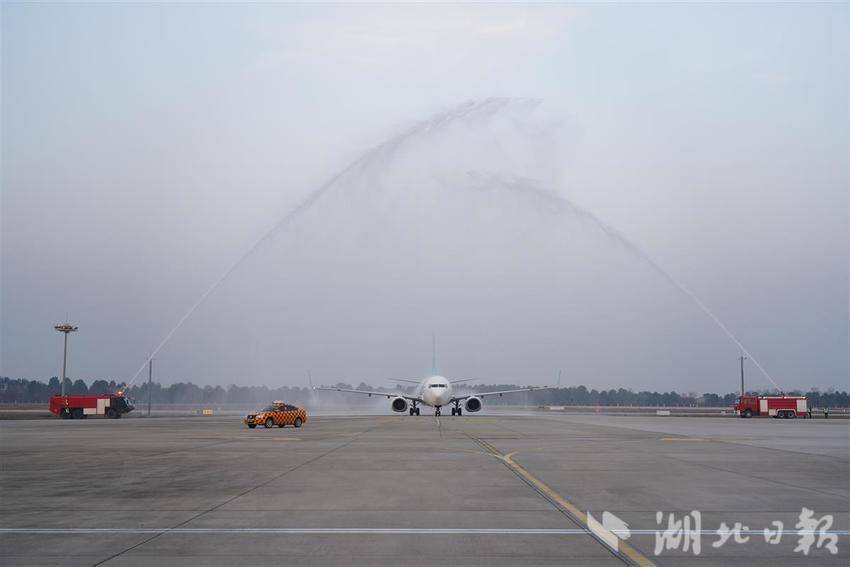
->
475, 437, 655, 567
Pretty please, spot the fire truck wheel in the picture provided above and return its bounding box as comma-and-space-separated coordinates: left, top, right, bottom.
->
106, 408, 118, 419
71, 408, 84, 419
294, 417, 303, 428
264, 418, 274, 428
743, 409, 753, 418
61, 408, 71, 419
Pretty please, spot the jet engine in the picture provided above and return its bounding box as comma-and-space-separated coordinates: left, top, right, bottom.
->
464, 397, 482, 413
391, 397, 409, 413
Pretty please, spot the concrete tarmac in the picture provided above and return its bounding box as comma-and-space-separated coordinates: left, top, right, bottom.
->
0, 412, 847, 565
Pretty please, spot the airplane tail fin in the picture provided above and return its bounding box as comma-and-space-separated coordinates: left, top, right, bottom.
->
431, 333, 437, 375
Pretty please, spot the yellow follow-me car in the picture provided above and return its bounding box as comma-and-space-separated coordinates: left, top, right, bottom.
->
244, 401, 307, 429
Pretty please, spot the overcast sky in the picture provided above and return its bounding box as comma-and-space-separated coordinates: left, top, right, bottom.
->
2, 3, 847, 393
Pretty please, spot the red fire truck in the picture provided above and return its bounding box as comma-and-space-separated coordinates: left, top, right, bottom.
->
49, 393, 135, 419
736, 395, 809, 419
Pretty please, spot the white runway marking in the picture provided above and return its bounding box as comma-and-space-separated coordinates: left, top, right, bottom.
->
0, 528, 586, 535
1, 528, 847, 535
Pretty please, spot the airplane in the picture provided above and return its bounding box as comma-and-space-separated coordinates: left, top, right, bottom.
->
315, 336, 553, 416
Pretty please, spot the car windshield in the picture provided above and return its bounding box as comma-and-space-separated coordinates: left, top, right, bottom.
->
261, 406, 277, 412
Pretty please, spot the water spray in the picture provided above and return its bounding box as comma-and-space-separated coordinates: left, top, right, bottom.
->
125, 99, 528, 387
126, 98, 782, 393
473, 173, 785, 391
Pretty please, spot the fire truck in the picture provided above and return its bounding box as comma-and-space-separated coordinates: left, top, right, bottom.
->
49, 393, 135, 419
736, 395, 809, 419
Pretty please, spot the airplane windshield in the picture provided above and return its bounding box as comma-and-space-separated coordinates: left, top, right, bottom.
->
429, 384, 447, 388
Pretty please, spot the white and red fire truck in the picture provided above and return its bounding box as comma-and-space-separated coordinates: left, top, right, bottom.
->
735, 395, 809, 419
49, 393, 135, 419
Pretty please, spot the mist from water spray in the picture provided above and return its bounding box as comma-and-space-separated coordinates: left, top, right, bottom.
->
476, 174, 783, 390
125, 99, 528, 386
126, 98, 781, 391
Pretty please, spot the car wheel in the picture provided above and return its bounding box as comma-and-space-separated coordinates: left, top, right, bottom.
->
264, 418, 274, 428
248, 424, 256, 429
294, 417, 302, 428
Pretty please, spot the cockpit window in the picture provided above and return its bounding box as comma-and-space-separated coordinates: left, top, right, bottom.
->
429, 384, 447, 388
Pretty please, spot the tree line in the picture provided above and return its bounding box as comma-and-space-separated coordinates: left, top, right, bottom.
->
1, 376, 848, 408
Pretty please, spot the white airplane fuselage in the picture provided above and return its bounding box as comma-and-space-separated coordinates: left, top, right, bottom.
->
416, 375, 454, 408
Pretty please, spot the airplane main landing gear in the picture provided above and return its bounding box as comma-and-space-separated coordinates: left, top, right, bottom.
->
451, 402, 462, 416
409, 404, 420, 416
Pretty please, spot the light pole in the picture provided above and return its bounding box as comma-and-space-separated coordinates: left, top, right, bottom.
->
147, 356, 153, 417
54, 323, 79, 396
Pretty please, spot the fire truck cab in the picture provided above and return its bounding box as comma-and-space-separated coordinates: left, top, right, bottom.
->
49, 393, 135, 419
736, 395, 808, 419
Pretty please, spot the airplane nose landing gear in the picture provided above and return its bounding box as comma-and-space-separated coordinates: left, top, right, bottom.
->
435, 406, 441, 416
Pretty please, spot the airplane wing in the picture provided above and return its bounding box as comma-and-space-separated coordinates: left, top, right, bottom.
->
450, 385, 552, 403
390, 377, 475, 384
316, 386, 423, 403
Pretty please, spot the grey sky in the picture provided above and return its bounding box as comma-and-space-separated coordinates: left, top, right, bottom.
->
2, 3, 847, 392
